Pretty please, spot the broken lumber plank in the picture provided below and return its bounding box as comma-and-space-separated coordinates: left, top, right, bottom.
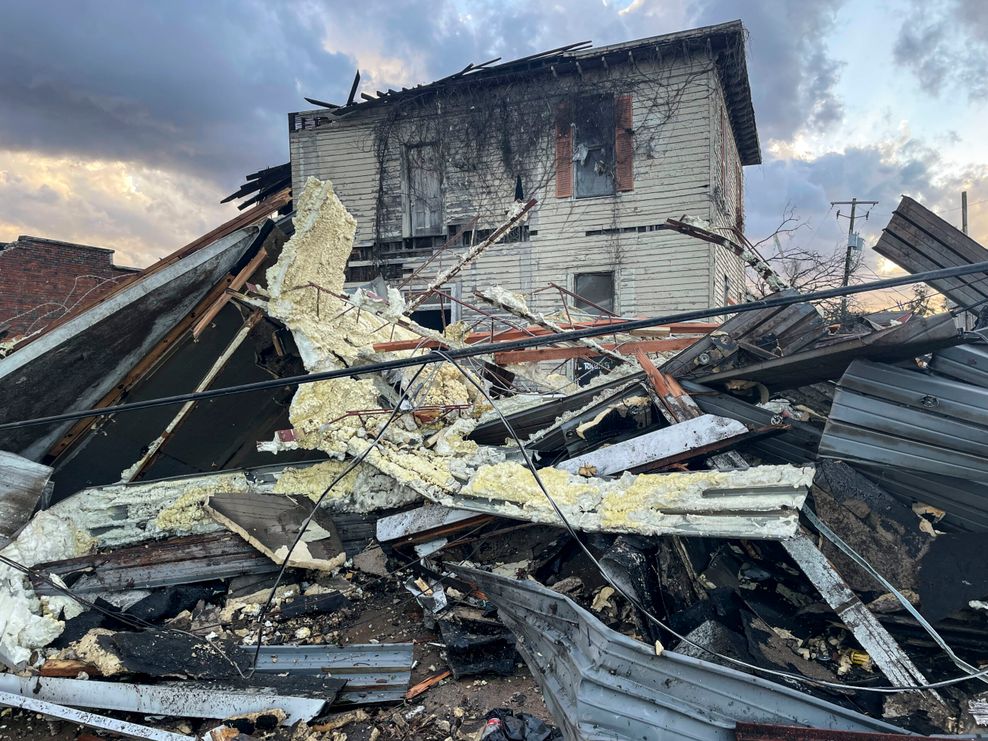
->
121, 309, 265, 482
0, 450, 52, 543
205, 492, 345, 571
39, 659, 102, 677
191, 245, 270, 338
405, 669, 452, 700
406, 199, 537, 312
31, 532, 277, 596
0, 688, 190, 741
371, 320, 719, 352
637, 353, 747, 470
556, 414, 749, 477
493, 337, 697, 365
0, 674, 327, 725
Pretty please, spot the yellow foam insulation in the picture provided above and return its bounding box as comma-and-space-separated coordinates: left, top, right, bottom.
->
153, 473, 251, 533
272, 459, 361, 500
265, 176, 425, 371
260, 177, 500, 506
445, 461, 815, 539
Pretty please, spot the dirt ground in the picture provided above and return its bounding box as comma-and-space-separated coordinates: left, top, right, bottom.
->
0, 570, 552, 741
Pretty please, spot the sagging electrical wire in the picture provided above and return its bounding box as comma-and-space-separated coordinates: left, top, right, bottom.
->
433, 348, 988, 694
803, 507, 987, 686
6, 257, 988, 433
248, 358, 436, 671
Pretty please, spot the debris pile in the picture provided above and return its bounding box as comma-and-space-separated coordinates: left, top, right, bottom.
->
2, 178, 988, 740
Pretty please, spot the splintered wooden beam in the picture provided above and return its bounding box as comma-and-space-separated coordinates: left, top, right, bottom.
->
636, 351, 748, 470
494, 337, 698, 365
191, 246, 269, 338
557, 414, 750, 477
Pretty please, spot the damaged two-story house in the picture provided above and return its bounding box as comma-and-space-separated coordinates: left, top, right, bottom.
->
288, 20, 760, 329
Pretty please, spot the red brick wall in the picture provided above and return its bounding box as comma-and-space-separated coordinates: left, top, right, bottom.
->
0, 236, 137, 339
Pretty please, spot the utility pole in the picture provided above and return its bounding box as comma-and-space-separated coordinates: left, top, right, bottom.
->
831, 197, 878, 326
962, 191, 969, 235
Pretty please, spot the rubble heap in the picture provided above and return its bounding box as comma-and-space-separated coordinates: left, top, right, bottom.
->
1, 178, 988, 740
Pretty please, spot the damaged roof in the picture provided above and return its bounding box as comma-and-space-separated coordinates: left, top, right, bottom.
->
296, 20, 762, 166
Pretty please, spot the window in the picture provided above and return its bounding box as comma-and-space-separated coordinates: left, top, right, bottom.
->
573, 95, 616, 198
574, 271, 615, 315
406, 143, 443, 236
573, 270, 617, 384
555, 95, 633, 199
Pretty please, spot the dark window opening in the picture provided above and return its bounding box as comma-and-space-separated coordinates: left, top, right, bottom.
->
573, 95, 616, 198
407, 143, 443, 236
410, 307, 452, 332
573, 271, 615, 315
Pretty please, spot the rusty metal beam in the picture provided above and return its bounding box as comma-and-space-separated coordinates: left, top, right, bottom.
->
495, 337, 698, 365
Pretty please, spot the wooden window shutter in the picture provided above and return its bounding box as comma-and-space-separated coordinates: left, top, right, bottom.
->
720, 109, 727, 187
615, 94, 634, 192
555, 103, 573, 199
735, 163, 744, 233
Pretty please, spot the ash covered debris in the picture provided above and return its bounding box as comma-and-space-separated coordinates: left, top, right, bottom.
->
3, 23, 988, 741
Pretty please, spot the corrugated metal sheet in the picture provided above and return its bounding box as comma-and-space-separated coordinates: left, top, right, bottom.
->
662, 297, 825, 379
930, 333, 988, 388
858, 466, 988, 533
250, 643, 414, 705
683, 381, 822, 464
450, 565, 907, 740
874, 196, 988, 314
696, 313, 962, 391
820, 356, 988, 530
820, 359, 988, 483
30, 532, 277, 596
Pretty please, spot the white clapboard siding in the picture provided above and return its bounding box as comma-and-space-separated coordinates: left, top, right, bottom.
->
288, 51, 747, 319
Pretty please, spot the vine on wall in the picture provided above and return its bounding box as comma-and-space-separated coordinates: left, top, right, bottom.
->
365, 50, 719, 278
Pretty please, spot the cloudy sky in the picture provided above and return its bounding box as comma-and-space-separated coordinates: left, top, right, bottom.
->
1, 0, 985, 306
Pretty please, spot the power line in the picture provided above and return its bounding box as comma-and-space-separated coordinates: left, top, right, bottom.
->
3, 258, 988, 433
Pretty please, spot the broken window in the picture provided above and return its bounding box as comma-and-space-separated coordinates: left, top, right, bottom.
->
406, 143, 443, 236
573, 271, 615, 315
555, 95, 633, 199
573, 95, 616, 198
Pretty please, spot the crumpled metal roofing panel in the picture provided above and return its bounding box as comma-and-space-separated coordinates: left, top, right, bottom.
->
819, 359, 988, 484
450, 565, 907, 740
858, 466, 988, 533
930, 334, 988, 389
250, 642, 414, 705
